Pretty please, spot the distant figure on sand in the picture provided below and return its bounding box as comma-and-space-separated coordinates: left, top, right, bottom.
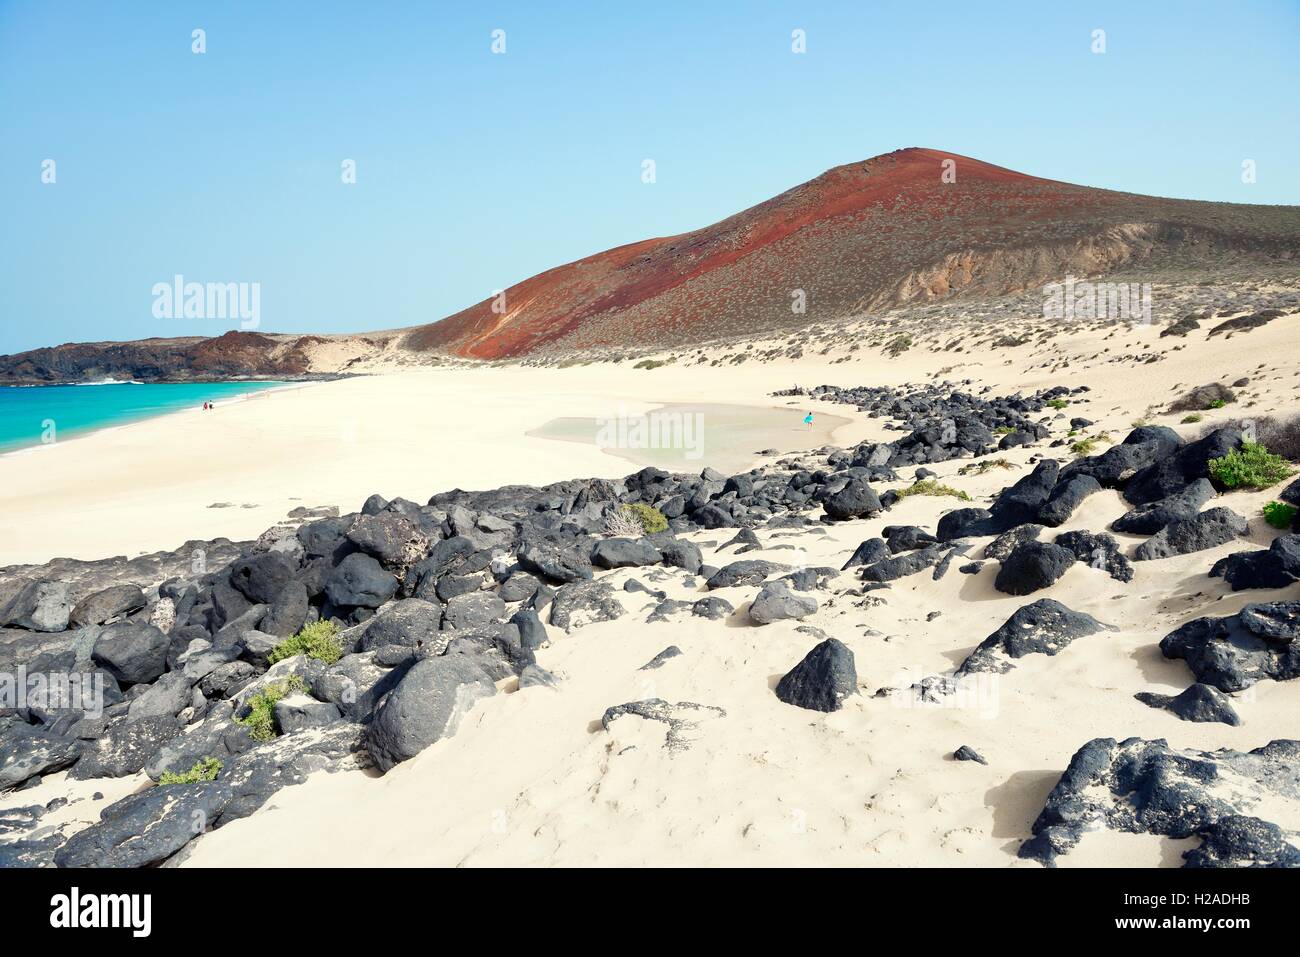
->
803, 412, 814, 429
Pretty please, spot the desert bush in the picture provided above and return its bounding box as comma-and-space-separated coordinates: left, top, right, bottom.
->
884, 335, 912, 357
603, 507, 644, 537
895, 479, 970, 502
608, 503, 668, 535
268, 619, 342, 666
1246, 413, 1300, 462
1209, 442, 1295, 491
158, 757, 222, 786
1180, 413, 1203, 424
1047, 398, 1068, 410
1263, 501, 1298, 529
1168, 382, 1236, 413
633, 359, 666, 370
958, 458, 1014, 476
237, 677, 306, 742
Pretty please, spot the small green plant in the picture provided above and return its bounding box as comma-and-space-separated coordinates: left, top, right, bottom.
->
1208, 442, 1295, 491
633, 359, 666, 370
993, 426, 1016, 436
1131, 418, 1151, 428
236, 677, 306, 742
884, 334, 913, 357
895, 479, 971, 502
158, 757, 222, 786
1047, 398, 1069, 410
1069, 432, 1112, 457
1263, 500, 1298, 529
1209, 398, 1228, 409
620, 502, 668, 534
1181, 413, 1203, 424
268, 619, 342, 666
958, 458, 1015, 476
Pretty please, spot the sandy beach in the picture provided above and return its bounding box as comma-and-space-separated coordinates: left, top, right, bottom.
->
5, 306, 1298, 868
2, 312, 1296, 568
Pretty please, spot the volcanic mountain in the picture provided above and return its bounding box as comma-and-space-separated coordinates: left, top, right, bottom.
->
401, 147, 1300, 359
2, 148, 1298, 382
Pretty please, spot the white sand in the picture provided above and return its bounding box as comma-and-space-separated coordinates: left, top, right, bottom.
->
5, 311, 1300, 867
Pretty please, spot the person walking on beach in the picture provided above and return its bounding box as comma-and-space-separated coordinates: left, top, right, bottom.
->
803, 411, 814, 430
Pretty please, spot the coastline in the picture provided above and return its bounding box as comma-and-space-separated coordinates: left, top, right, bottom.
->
0, 363, 877, 567
4, 310, 1298, 568
0, 379, 310, 459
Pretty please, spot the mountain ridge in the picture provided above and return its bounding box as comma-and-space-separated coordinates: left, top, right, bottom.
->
3, 148, 1298, 382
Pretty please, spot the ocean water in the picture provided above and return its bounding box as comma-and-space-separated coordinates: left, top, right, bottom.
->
0, 381, 286, 453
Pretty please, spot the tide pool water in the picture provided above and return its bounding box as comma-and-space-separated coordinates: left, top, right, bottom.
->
0, 381, 286, 453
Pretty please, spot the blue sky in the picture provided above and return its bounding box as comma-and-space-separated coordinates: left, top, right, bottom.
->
2, 0, 1297, 354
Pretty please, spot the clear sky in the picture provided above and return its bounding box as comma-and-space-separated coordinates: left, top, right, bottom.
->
2, 0, 1297, 354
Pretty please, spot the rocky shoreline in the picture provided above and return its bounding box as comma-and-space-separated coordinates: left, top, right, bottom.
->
2, 379, 1298, 868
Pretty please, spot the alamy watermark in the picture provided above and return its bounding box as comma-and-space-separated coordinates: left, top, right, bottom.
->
595, 404, 704, 460
152, 274, 260, 329
1, 666, 105, 718
1042, 276, 1151, 324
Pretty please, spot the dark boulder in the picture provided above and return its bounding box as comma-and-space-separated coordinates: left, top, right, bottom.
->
1112, 478, 1216, 535
984, 524, 1043, 562
959, 599, 1115, 673
1134, 683, 1241, 725
706, 560, 788, 590
516, 538, 593, 584
1211, 534, 1300, 590
68, 584, 147, 628
91, 622, 170, 687
0, 724, 81, 790
993, 542, 1076, 595
1123, 427, 1242, 506
1159, 600, 1300, 691
228, 552, 297, 604
860, 545, 944, 583
1037, 473, 1102, 527
366, 655, 496, 772
590, 537, 663, 569
936, 507, 997, 542
842, 537, 889, 570
748, 580, 817, 625
548, 580, 623, 632
360, 598, 443, 651
0, 580, 73, 632
1134, 507, 1248, 561
324, 553, 398, 608
259, 581, 310, 638
1054, 530, 1133, 583
54, 782, 233, 867
822, 479, 882, 521
346, 511, 427, 566
774, 638, 857, 712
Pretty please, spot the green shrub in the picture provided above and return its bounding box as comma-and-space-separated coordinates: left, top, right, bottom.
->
268, 619, 342, 666
1263, 500, 1298, 529
895, 479, 971, 502
1047, 398, 1068, 410
884, 335, 912, 357
957, 458, 1014, 476
633, 359, 666, 370
1069, 432, 1113, 457
158, 757, 222, 786
1208, 442, 1295, 490
621, 503, 668, 534
993, 426, 1015, 436
1181, 413, 1203, 424
1209, 398, 1227, 409
236, 677, 306, 742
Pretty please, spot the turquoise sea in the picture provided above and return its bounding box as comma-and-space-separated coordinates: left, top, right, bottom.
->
0, 381, 286, 453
